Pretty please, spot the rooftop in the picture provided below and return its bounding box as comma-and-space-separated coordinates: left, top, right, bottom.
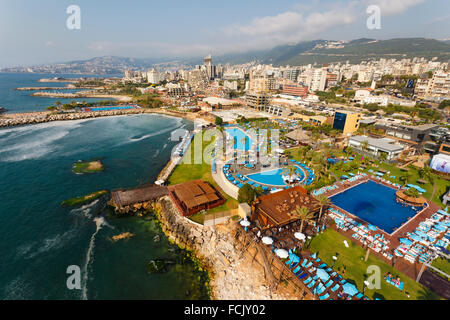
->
350, 135, 405, 152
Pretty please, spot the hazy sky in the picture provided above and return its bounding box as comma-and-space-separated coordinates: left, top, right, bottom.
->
0, 0, 449, 67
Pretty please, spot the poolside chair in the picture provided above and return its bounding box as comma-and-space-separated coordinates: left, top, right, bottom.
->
303, 277, 313, 285
324, 279, 333, 288
330, 283, 340, 292
355, 293, 364, 299
298, 273, 308, 280
307, 279, 317, 289
319, 293, 330, 300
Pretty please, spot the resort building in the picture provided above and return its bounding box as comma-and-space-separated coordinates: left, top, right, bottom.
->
332, 111, 362, 135
294, 114, 331, 126
348, 135, 405, 160
250, 186, 321, 230
168, 180, 225, 217
375, 122, 440, 147
282, 84, 309, 98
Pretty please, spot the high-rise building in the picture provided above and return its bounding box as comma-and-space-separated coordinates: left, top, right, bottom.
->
309, 68, 327, 92
204, 54, 216, 80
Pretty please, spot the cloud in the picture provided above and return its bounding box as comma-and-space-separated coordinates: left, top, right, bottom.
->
367, 0, 426, 16
223, 6, 357, 44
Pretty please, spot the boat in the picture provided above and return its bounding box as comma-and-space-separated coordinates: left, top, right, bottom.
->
0, 107, 7, 114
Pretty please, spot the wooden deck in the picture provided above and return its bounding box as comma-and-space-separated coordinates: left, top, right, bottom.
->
110, 184, 168, 210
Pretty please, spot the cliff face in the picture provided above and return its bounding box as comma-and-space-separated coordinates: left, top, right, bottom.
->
154, 196, 298, 300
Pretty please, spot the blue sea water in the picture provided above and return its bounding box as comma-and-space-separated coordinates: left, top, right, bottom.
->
0, 114, 210, 299
330, 180, 418, 234
0, 73, 120, 113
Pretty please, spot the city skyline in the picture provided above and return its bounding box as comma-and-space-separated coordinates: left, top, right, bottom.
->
0, 0, 449, 68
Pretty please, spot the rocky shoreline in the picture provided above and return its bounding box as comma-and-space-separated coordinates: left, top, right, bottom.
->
153, 196, 296, 300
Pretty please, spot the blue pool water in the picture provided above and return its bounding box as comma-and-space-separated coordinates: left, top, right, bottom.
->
246, 166, 305, 187
331, 180, 418, 234
225, 128, 253, 151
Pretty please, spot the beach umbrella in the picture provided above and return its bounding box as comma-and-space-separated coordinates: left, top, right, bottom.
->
316, 268, 330, 282
289, 253, 300, 263
368, 225, 377, 231
294, 232, 306, 241
342, 282, 358, 296
240, 220, 251, 227
262, 237, 273, 245
275, 249, 289, 259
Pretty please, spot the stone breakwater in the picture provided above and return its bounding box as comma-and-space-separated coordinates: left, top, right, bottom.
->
0, 108, 211, 128
0, 109, 148, 127
154, 196, 296, 300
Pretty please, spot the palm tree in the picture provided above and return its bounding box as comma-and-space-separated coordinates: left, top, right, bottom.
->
282, 164, 297, 184
311, 132, 321, 150
400, 170, 412, 185
378, 151, 388, 162
360, 140, 369, 152
317, 195, 331, 222
291, 206, 316, 233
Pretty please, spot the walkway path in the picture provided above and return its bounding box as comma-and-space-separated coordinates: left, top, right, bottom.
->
212, 162, 239, 200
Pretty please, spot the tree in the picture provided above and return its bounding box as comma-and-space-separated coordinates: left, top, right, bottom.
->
400, 170, 412, 185
360, 140, 370, 151
282, 164, 297, 183
215, 116, 223, 126
238, 184, 256, 205
291, 206, 316, 233
317, 195, 330, 222
438, 100, 450, 110
378, 152, 388, 162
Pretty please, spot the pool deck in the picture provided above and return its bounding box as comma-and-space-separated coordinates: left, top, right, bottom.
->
323, 175, 442, 281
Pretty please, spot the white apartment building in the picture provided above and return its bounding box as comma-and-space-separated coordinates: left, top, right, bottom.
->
147, 69, 162, 84
309, 68, 327, 92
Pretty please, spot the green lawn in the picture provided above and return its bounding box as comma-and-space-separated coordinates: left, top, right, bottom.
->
168, 132, 238, 221
431, 257, 450, 281
308, 229, 441, 300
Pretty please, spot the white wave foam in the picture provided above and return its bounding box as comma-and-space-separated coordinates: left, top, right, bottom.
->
81, 216, 107, 300
23, 229, 77, 260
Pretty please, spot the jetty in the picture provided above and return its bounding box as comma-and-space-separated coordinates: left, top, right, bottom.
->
109, 184, 169, 214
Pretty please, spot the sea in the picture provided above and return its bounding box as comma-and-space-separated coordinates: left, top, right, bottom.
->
0, 73, 210, 300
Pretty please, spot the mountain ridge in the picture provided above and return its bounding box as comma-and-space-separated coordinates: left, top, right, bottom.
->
2, 38, 449, 74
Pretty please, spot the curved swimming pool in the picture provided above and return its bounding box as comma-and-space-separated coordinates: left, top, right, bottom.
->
245, 166, 305, 187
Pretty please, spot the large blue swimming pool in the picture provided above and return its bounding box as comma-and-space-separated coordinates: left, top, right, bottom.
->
246, 166, 305, 187
331, 180, 418, 234
225, 128, 254, 151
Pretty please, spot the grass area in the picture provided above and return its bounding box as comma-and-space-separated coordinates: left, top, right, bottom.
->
168, 132, 239, 223
72, 160, 104, 174
61, 190, 108, 207
308, 229, 441, 300
431, 257, 450, 281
